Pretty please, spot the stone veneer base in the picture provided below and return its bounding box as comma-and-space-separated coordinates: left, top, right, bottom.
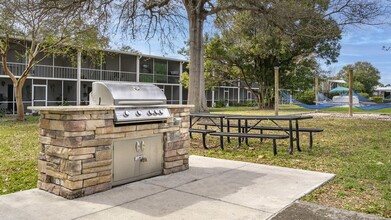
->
29, 105, 192, 199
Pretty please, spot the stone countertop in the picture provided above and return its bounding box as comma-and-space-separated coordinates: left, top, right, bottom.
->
28, 104, 194, 112
28, 105, 115, 112
167, 105, 194, 109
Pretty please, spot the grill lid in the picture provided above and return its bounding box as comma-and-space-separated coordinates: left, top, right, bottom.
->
89, 81, 166, 106
89, 81, 170, 124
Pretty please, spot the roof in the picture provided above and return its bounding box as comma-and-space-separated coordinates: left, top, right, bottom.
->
103, 48, 188, 62
328, 79, 346, 84
2, 35, 188, 63
374, 86, 391, 91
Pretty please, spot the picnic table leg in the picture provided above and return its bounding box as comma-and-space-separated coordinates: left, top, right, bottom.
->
273, 139, 277, 155
219, 117, 224, 150
227, 119, 231, 143
238, 119, 242, 148
219, 135, 224, 150
259, 129, 263, 143
245, 119, 249, 146
295, 119, 302, 152
202, 133, 209, 149
309, 132, 313, 150
288, 120, 294, 154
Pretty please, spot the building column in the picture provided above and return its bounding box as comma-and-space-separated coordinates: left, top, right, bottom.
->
136, 56, 141, 82
76, 51, 81, 105
211, 88, 215, 107
179, 62, 183, 104
119, 54, 122, 81
237, 80, 240, 104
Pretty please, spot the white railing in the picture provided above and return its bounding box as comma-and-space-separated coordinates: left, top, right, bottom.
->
81, 69, 100, 80
1, 62, 176, 83
82, 69, 137, 81
0, 62, 77, 79
0, 62, 26, 76
53, 66, 77, 79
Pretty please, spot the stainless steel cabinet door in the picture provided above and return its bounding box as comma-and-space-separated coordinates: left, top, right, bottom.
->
112, 134, 163, 186
139, 134, 164, 176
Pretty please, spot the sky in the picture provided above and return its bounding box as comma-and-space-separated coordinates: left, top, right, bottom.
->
323, 25, 391, 86
111, 24, 391, 86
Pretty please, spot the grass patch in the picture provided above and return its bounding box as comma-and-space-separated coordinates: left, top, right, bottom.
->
191, 107, 391, 217
0, 116, 40, 194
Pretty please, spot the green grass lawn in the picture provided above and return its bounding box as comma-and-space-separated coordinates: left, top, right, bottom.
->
191, 107, 391, 217
0, 116, 40, 194
0, 108, 390, 217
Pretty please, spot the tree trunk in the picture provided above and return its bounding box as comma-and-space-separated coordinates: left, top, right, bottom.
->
14, 81, 25, 121
187, 10, 208, 113
2, 54, 27, 121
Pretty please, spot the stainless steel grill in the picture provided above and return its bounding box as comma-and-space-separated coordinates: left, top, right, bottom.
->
89, 81, 170, 124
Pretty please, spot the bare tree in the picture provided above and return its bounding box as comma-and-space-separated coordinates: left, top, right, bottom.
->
0, 0, 109, 120
114, 0, 390, 113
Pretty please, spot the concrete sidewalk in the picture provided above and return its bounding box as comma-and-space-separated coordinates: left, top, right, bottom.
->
0, 156, 335, 220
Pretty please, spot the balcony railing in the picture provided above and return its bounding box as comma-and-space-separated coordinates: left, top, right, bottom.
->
0, 62, 77, 79
1, 62, 175, 83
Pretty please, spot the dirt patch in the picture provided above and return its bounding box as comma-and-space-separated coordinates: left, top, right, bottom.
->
301, 112, 391, 121
271, 201, 388, 220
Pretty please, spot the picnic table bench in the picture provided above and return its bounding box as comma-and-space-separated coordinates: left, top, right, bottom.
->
197, 122, 323, 149
209, 132, 289, 155
188, 128, 216, 149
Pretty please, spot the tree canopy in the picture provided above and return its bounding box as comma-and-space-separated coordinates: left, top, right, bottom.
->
205, 2, 341, 108
337, 62, 381, 94
0, 0, 109, 120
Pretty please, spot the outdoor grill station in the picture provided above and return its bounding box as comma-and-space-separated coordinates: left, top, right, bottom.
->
29, 81, 192, 199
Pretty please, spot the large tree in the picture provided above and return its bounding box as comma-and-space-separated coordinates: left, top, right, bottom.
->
0, 0, 109, 120
205, 1, 341, 108
113, 0, 389, 112
337, 61, 381, 94
115, 0, 256, 112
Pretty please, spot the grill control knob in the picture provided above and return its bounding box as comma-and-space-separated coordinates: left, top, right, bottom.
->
158, 110, 163, 115
147, 110, 153, 116
153, 110, 158, 116
123, 111, 130, 117
135, 110, 142, 117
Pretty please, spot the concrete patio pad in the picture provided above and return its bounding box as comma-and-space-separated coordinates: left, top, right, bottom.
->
0, 155, 335, 220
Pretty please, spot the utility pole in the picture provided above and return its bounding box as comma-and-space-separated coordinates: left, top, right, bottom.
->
348, 67, 353, 117
274, 67, 279, 116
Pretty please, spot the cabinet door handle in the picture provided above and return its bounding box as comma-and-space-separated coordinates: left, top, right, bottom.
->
135, 141, 142, 152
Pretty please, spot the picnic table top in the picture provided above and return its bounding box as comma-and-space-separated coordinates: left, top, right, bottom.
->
190, 113, 241, 118
190, 113, 313, 120
224, 115, 313, 120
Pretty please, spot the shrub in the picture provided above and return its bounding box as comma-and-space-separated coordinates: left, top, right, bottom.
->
358, 92, 369, 98
296, 90, 315, 105
214, 100, 225, 108
371, 96, 383, 103
232, 100, 257, 107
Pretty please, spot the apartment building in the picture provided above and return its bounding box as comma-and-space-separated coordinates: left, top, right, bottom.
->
0, 46, 254, 114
